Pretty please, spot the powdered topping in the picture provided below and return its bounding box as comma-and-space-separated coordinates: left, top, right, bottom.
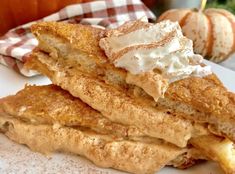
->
99, 20, 212, 82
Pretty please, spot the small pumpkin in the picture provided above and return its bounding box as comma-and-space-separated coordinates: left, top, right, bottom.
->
0, 0, 92, 36
158, 8, 235, 62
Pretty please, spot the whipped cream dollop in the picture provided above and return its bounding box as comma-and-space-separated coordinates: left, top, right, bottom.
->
100, 20, 212, 82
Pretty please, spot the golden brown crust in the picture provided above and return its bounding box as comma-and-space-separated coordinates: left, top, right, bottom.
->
31, 22, 107, 62
169, 148, 207, 169
0, 86, 206, 173
27, 51, 197, 148
0, 115, 185, 174
28, 21, 235, 145
165, 75, 235, 141
0, 85, 143, 137
31, 21, 168, 105
1, 86, 235, 174
20, 21, 235, 174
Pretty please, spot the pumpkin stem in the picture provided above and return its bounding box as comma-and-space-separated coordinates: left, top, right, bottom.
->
199, 0, 207, 12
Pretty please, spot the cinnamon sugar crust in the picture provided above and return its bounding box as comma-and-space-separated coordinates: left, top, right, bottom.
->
28, 21, 235, 145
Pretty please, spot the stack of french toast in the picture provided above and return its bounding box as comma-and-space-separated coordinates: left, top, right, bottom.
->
0, 19, 235, 174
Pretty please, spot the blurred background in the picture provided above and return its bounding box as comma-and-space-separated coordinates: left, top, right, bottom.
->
1, 0, 234, 36
0, 0, 93, 36
144, 0, 235, 16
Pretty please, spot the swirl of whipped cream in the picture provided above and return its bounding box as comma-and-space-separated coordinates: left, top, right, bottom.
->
99, 20, 211, 82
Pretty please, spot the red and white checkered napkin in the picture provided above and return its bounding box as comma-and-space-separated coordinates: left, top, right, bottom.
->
0, 0, 156, 76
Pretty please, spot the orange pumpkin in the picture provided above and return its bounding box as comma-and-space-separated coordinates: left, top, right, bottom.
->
158, 8, 235, 62
0, 0, 92, 36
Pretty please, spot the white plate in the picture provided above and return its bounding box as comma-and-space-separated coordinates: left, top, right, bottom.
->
0, 61, 234, 174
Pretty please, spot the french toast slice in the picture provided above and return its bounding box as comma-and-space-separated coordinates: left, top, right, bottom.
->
27, 50, 202, 148
28, 21, 235, 145
0, 85, 143, 137
1, 85, 235, 174
0, 114, 185, 174
0, 85, 204, 174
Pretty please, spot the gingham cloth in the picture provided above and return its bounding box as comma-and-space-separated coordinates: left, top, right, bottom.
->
0, 0, 156, 76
